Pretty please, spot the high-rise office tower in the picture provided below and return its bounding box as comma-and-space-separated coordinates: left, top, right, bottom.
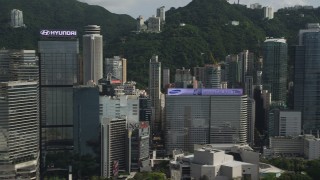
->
239, 50, 255, 81
175, 67, 192, 88
105, 56, 127, 83
10, 9, 24, 28
238, 50, 249, 83
247, 98, 256, 146
294, 24, 320, 133
162, 68, 170, 88
225, 54, 241, 88
245, 76, 254, 98
0, 50, 38, 82
100, 95, 140, 124
165, 88, 248, 154
73, 85, 100, 156
0, 81, 39, 179
39, 31, 79, 153
209, 94, 248, 144
129, 122, 150, 172
204, 64, 221, 88
0, 49, 39, 177
101, 118, 129, 178
262, 38, 287, 102
149, 55, 161, 131
83, 25, 103, 84
139, 96, 152, 122
194, 64, 221, 89
156, 6, 165, 23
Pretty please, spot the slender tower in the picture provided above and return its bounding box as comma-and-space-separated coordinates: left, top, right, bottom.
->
83, 25, 103, 84
149, 55, 161, 132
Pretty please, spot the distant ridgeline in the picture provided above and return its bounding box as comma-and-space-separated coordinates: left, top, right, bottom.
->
1, 0, 320, 87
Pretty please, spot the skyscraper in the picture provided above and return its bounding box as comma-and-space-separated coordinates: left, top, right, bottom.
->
39, 32, 79, 153
105, 56, 127, 83
83, 25, 103, 84
149, 55, 161, 131
194, 64, 221, 89
165, 88, 248, 154
175, 67, 192, 88
294, 24, 320, 133
162, 68, 170, 88
73, 85, 100, 156
262, 38, 288, 102
204, 64, 221, 88
101, 118, 129, 178
225, 54, 241, 88
0, 81, 39, 179
0, 50, 38, 82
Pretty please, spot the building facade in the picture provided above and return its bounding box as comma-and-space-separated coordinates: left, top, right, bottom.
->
105, 56, 127, 83
263, 6, 274, 19
262, 38, 287, 102
165, 88, 249, 154
101, 118, 129, 178
149, 55, 162, 131
294, 24, 320, 133
100, 95, 140, 124
11, 9, 24, 28
0, 81, 39, 179
83, 25, 103, 84
73, 85, 100, 156
39, 37, 79, 152
162, 68, 170, 88
156, 6, 165, 23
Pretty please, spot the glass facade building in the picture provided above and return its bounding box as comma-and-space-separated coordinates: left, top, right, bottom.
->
262, 38, 288, 102
294, 25, 320, 132
39, 40, 79, 151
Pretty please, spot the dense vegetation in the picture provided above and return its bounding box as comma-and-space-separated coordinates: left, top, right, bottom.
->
1, 0, 320, 87
262, 157, 320, 180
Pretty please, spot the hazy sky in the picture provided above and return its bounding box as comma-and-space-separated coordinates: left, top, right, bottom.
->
78, 0, 320, 18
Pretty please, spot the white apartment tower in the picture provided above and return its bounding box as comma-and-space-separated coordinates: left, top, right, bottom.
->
83, 25, 103, 84
156, 6, 165, 23
263, 6, 274, 19
11, 9, 24, 28
149, 55, 162, 131
148, 16, 161, 32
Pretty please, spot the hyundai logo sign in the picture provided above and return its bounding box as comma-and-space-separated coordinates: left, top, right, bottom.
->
40, 29, 77, 37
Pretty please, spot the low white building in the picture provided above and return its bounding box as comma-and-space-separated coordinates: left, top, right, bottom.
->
264, 135, 320, 159
304, 137, 320, 160
170, 147, 258, 180
269, 136, 304, 156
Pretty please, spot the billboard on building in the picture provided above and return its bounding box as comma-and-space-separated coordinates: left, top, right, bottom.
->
167, 88, 243, 96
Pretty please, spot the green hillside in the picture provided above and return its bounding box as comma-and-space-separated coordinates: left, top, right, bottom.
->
1, 0, 320, 87
0, 0, 136, 49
